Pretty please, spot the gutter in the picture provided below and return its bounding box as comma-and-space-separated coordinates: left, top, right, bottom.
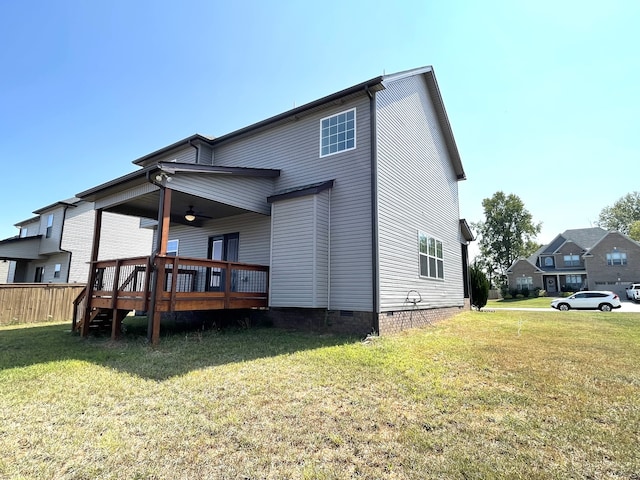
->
367, 85, 380, 334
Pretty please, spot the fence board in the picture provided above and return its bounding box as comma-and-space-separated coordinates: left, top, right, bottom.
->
0, 284, 86, 325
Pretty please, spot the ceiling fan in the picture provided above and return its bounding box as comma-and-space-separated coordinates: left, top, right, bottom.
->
184, 205, 212, 222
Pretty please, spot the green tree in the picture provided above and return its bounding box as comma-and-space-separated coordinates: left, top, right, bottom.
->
629, 220, 640, 241
598, 192, 640, 234
472, 191, 541, 284
470, 262, 490, 310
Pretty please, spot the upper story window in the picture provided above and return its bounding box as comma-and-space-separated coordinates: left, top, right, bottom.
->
167, 239, 179, 256
543, 256, 554, 267
564, 254, 580, 267
607, 251, 627, 266
419, 231, 444, 279
320, 108, 356, 157
54, 264, 61, 278
19, 227, 28, 238
45, 214, 54, 238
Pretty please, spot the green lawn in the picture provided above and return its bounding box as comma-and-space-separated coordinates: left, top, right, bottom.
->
1, 311, 639, 479
487, 296, 554, 308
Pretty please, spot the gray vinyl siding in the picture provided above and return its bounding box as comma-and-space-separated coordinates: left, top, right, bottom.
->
95, 183, 159, 210
167, 174, 273, 215
62, 203, 154, 283
270, 191, 330, 308
37, 206, 65, 255
0, 237, 44, 260
376, 74, 464, 311
157, 212, 271, 265
213, 94, 373, 311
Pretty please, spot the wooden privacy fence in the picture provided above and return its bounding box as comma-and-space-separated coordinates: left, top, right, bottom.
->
0, 283, 86, 325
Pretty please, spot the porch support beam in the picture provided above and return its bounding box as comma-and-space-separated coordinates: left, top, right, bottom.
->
81, 208, 102, 338
148, 187, 172, 345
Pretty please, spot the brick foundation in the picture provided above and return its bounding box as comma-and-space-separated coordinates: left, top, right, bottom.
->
377, 301, 469, 335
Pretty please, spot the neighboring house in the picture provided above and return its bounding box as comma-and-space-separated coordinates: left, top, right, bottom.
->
75, 65, 474, 343
0, 260, 8, 283
507, 227, 640, 298
0, 197, 153, 284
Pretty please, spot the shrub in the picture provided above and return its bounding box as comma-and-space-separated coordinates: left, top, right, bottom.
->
470, 263, 490, 310
537, 289, 546, 297
521, 287, 530, 298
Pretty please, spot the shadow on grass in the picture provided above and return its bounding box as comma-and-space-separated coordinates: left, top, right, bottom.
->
0, 316, 360, 381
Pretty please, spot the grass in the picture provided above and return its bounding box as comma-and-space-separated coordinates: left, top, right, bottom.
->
487, 296, 555, 308
1, 311, 639, 479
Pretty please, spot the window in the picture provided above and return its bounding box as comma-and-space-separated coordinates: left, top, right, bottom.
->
167, 239, 179, 256
565, 274, 582, 290
564, 254, 580, 267
54, 264, 61, 278
607, 252, 627, 266
418, 232, 444, 279
19, 227, 28, 238
45, 214, 54, 238
34, 266, 44, 283
543, 256, 554, 267
320, 108, 356, 157
516, 276, 533, 290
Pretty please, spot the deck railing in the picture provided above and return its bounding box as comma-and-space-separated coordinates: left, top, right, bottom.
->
86, 255, 269, 313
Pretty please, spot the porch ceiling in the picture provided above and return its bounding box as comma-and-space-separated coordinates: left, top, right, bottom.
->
106, 190, 254, 227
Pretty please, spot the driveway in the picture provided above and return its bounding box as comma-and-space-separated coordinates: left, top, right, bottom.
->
492, 299, 640, 313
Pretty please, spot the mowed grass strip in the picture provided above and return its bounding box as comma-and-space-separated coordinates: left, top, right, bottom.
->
0, 311, 638, 479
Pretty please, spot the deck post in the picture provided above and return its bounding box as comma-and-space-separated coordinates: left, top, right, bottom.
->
148, 187, 172, 345
81, 209, 102, 337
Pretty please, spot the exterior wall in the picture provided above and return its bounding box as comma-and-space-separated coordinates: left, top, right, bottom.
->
555, 241, 586, 270
375, 73, 465, 311
159, 212, 271, 265
0, 260, 9, 283
0, 237, 43, 260
267, 307, 375, 335
507, 260, 544, 291
166, 174, 273, 215
270, 191, 330, 308
585, 232, 640, 297
37, 205, 66, 255
378, 302, 468, 335
213, 94, 373, 312
62, 203, 154, 283
136, 145, 197, 168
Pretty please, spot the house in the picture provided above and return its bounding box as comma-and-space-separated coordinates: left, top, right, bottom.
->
75, 65, 474, 343
0, 197, 153, 284
507, 227, 640, 298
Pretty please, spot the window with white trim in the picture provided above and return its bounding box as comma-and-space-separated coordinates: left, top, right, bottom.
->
45, 214, 54, 238
167, 239, 179, 256
565, 274, 582, 290
320, 108, 356, 157
54, 264, 61, 278
607, 251, 627, 265
19, 227, 28, 238
418, 232, 444, 279
564, 254, 580, 267
516, 276, 533, 290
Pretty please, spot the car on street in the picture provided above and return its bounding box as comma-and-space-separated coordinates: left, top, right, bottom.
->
625, 283, 640, 300
550, 291, 621, 311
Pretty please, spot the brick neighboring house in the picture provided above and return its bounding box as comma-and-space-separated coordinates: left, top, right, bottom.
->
507, 227, 640, 298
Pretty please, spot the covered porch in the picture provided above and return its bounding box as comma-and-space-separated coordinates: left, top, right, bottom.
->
75, 158, 279, 344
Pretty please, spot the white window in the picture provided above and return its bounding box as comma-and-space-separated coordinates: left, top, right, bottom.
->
167, 239, 179, 256
516, 276, 533, 290
607, 252, 627, 266
45, 214, 54, 238
54, 264, 61, 278
564, 254, 580, 267
418, 232, 444, 279
20, 227, 28, 238
320, 108, 356, 157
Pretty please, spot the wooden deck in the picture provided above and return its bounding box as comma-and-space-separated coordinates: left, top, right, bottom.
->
74, 255, 269, 342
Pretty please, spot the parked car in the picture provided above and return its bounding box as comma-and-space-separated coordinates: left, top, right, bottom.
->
550, 291, 621, 311
626, 283, 640, 300
633, 290, 640, 302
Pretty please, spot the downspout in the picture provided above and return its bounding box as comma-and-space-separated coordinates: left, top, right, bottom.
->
367, 85, 380, 334
188, 139, 200, 164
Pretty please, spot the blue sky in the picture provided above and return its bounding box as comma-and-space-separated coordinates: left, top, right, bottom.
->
1, 0, 638, 248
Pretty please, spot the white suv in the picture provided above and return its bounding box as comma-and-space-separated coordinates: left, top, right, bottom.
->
625, 283, 640, 300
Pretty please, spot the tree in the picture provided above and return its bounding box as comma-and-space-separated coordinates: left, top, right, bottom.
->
473, 191, 541, 285
630, 221, 640, 241
470, 262, 490, 310
598, 192, 640, 234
